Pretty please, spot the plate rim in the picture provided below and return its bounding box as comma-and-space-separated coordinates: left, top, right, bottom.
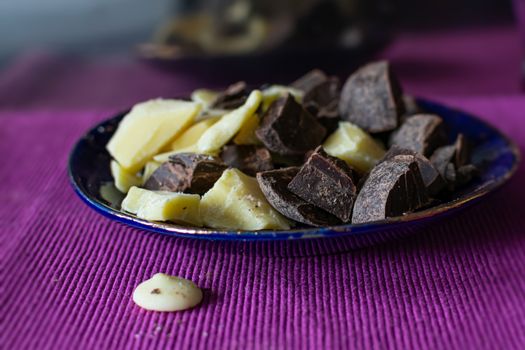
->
68, 98, 521, 241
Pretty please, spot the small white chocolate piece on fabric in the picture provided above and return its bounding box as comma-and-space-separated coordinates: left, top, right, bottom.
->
133, 273, 203, 312
142, 161, 162, 185
200, 168, 291, 230
197, 90, 262, 153
121, 187, 202, 226
106, 99, 201, 173
110, 160, 142, 193
323, 121, 386, 173
233, 113, 261, 145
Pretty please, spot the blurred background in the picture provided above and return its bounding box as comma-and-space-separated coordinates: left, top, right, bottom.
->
0, 0, 522, 109
0, 0, 514, 66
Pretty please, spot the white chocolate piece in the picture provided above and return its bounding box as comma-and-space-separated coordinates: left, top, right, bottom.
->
121, 187, 202, 226
261, 85, 303, 112
197, 90, 262, 153
200, 168, 291, 230
195, 109, 227, 122
233, 113, 261, 145
110, 160, 142, 193
142, 161, 162, 185
106, 99, 201, 173
191, 89, 219, 109
133, 273, 203, 312
323, 121, 385, 173
153, 118, 220, 162
170, 117, 219, 151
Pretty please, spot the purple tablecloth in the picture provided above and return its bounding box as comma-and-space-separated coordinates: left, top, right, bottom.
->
1, 26, 525, 349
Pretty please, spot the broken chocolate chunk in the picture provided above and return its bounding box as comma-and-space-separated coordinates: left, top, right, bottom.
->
339, 61, 405, 133
144, 153, 227, 195
430, 134, 476, 191
270, 153, 305, 168
352, 157, 430, 224
257, 167, 341, 227
402, 95, 421, 116
389, 114, 447, 157
453, 134, 470, 168
291, 70, 341, 132
290, 69, 329, 92
255, 94, 327, 156
430, 134, 469, 178
382, 146, 446, 196
287, 147, 357, 222
430, 145, 455, 178
211, 81, 248, 109
303, 78, 341, 133
220, 145, 273, 176
456, 164, 478, 187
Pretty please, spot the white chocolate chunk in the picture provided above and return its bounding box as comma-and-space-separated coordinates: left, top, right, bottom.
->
110, 160, 142, 193
170, 117, 219, 151
323, 121, 386, 173
191, 89, 219, 109
153, 117, 220, 162
200, 168, 291, 230
121, 187, 202, 226
261, 85, 303, 112
197, 90, 262, 153
233, 112, 261, 145
142, 161, 162, 185
196, 109, 227, 121
133, 273, 203, 312
106, 99, 201, 173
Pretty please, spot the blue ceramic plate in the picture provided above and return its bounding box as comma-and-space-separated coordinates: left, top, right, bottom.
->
68, 99, 520, 242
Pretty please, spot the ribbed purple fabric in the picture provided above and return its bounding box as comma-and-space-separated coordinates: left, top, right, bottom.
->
1, 27, 525, 349
1, 102, 524, 350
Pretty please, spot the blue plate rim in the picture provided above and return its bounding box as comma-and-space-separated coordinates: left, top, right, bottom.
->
68, 98, 521, 241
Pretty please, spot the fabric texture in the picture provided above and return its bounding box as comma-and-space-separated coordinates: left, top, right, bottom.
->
1, 26, 525, 349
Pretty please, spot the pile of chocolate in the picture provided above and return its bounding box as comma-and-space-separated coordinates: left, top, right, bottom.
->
145, 61, 477, 227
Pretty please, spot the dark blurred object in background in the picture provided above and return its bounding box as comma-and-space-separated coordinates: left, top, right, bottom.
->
394, 0, 512, 29
0, 0, 515, 69
136, 0, 393, 82
139, 0, 391, 58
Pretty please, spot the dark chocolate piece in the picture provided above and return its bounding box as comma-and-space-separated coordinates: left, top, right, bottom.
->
382, 146, 446, 196
291, 70, 341, 132
430, 134, 469, 178
302, 77, 341, 133
270, 153, 305, 168
389, 114, 447, 157
402, 94, 421, 116
430, 145, 455, 178
339, 61, 405, 133
453, 134, 470, 168
211, 81, 248, 109
287, 147, 356, 222
256, 167, 341, 227
352, 157, 430, 224
444, 163, 457, 183
220, 145, 273, 176
456, 164, 478, 187
431, 133, 476, 192
389, 155, 434, 209
290, 69, 329, 92
255, 94, 327, 156
144, 153, 227, 195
